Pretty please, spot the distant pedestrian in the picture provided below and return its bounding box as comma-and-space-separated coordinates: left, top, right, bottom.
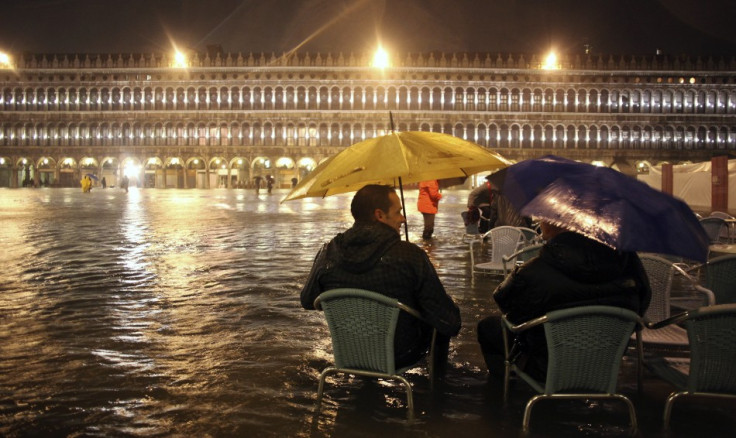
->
101, 177, 107, 189
266, 175, 274, 194
291, 177, 298, 188
81, 175, 92, 193
417, 180, 442, 240
120, 175, 129, 193
254, 176, 262, 194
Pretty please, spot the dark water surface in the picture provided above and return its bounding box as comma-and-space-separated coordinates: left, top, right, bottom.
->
1, 188, 733, 437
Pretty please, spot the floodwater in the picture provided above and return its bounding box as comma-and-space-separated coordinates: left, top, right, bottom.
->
0, 187, 734, 437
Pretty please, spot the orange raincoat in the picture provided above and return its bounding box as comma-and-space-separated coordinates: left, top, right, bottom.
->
417, 180, 442, 214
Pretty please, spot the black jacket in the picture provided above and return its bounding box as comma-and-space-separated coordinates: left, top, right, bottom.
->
301, 222, 461, 362
493, 231, 651, 378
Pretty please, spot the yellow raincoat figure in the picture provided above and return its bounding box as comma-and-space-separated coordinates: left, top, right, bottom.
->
81, 175, 92, 193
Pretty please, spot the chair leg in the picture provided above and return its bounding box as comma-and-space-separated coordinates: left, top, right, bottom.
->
612, 394, 638, 435
663, 391, 685, 431
522, 394, 544, 433
316, 367, 337, 414
394, 375, 415, 422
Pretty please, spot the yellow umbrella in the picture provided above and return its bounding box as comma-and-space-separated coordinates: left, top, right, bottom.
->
283, 131, 512, 201
282, 130, 512, 240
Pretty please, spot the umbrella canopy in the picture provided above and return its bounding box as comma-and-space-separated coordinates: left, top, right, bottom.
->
84, 173, 99, 181
489, 155, 710, 262
282, 131, 511, 202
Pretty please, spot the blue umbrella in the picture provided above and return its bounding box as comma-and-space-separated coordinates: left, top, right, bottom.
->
85, 173, 99, 181
489, 155, 710, 262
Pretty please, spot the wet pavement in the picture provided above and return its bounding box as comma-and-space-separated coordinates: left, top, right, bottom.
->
0, 187, 734, 437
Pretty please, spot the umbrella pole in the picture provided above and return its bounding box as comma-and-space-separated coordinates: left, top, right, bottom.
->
398, 176, 409, 241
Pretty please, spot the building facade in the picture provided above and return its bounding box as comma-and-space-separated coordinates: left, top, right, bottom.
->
1, 51, 736, 188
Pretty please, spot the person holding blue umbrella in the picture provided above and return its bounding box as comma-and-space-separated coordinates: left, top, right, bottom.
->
477, 219, 651, 380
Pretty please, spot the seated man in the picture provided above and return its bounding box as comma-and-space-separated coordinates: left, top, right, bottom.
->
301, 184, 461, 370
477, 221, 651, 380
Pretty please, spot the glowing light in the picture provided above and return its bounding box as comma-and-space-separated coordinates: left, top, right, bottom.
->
371, 46, 390, 69
0, 52, 11, 68
173, 50, 188, 68
591, 160, 606, 167
542, 51, 560, 70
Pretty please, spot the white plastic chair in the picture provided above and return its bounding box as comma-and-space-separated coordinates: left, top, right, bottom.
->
470, 226, 524, 276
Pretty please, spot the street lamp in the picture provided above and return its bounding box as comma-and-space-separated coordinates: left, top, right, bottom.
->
542, 51, 561, 70
172, 50, 188, 68
371, 46, 390, 69
0, 51, 12, 69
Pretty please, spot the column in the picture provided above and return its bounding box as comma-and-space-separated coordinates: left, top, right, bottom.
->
661, 163, 673, 195
712, 155, 728, 213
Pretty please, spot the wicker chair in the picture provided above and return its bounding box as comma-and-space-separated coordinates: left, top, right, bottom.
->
703, 254, 736, 304
700, 217, 728, 244
502, 306, 644, 434
313, 288, 437, 422
470, 226, 524, 276
501, 243, 543, 277
638, 254, 714, 353
517, 226, 542, 245
645, 304, 736, 430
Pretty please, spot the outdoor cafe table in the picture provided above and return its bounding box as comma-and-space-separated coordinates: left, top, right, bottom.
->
709, 243, 736, 258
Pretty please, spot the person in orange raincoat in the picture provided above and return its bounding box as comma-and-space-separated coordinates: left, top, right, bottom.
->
417, 180, 442, 240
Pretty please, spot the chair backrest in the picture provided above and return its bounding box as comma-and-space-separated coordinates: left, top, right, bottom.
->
489, 226, 524, 264
700, 217, 727, 244
503, 243, 543, 276
638, 254, 675, 322
315, 288, 401, 374
517, 227, 541, 244
705, 255, 736, 304
709, 211, 734, 220
684, 304, 736, 393
543, 306, 640, 394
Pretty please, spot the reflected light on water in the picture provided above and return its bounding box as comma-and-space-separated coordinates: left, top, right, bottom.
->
1, 188, 731, 437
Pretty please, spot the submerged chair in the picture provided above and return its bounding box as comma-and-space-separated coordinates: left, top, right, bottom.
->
638, 254, 714, 353
502, 306, 643, 434
645, 304, 736, 430
704, 254, 736, 304
501, 243, 543, 277
470, 226, 524, 276
700, 217, 728, 244
313, 288, 437, 422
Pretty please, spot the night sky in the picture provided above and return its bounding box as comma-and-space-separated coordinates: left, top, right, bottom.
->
1, 0, 736, 56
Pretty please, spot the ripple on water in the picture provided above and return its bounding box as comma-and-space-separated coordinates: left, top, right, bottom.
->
2, 188, 732, 437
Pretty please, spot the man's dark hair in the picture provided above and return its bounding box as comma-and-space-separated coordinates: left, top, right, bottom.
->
351, 184, 395, 223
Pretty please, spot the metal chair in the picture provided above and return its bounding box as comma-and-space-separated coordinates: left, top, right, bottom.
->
313, 288, 437, 422
704, 254, 736, 304
708, 212, 734, 242
517, 226, 542, 246
501, 243, 543, 277
645, 304, 736, 430
470, 226, 524, 276
638, 254, 714, 353
502, 306, 644, 434
700, 217, 728, 244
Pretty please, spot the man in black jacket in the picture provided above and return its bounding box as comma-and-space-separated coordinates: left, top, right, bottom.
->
301, 184, 461, 370
477, 221, 651, 380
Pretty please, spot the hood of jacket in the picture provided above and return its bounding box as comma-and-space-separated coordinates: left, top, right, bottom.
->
541, 231, 630, 284
326, 222, 400, 274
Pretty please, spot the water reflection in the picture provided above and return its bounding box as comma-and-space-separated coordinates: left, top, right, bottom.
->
0, 188, 733, 437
